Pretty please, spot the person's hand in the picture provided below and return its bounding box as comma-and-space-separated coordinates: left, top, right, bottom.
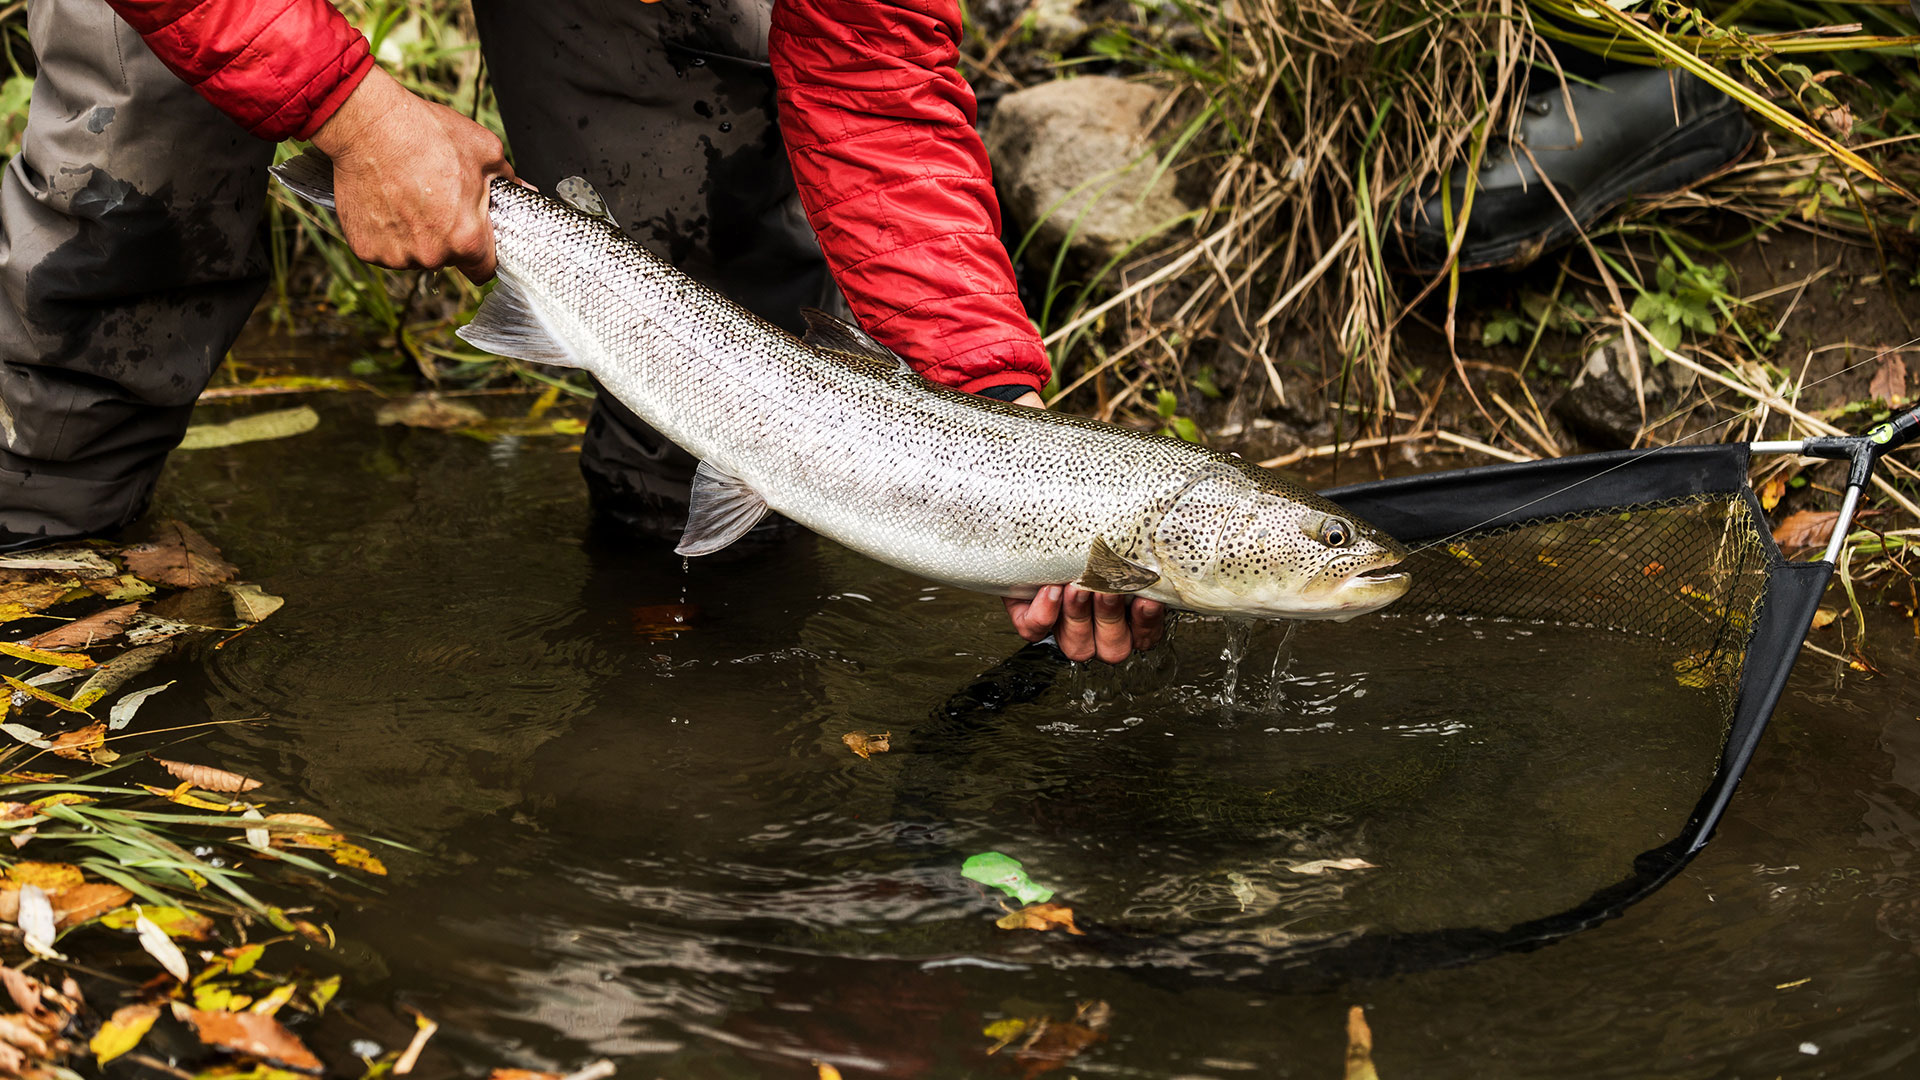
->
1000, 390, 1169, 662
310, 67, 512, 283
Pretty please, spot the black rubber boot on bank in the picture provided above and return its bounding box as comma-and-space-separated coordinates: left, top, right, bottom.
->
1393, 68, 1754, 273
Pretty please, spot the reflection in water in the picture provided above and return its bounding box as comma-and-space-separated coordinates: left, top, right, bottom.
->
151, 396, 1920, 1078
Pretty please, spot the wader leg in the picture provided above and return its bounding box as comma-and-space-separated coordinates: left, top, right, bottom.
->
472, 0, 837, 539
0, 0, 273, 550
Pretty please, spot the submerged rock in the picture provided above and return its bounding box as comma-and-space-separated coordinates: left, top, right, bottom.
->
983, 76, 1195, 267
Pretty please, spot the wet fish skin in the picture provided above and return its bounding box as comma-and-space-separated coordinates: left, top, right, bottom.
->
273, 155, 1408, 620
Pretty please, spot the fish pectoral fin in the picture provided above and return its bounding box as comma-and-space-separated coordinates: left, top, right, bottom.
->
455, 277, 581, 368
799, 308, 913, 375
269, 149, 337, 209
675, 461, 773, 557
555, 177, 618, 226
1078, 536, 1161, 593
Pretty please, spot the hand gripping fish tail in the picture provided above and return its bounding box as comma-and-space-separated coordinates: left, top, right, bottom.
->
270, 150, 1411, 622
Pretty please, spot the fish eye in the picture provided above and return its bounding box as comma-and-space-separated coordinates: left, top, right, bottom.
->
1319, 518, 1352, 548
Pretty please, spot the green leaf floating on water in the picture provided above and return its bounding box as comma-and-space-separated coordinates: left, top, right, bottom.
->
961, 852, 1053, 905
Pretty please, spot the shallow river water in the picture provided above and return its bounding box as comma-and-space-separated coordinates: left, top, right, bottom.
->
148, 389, 1920, 1078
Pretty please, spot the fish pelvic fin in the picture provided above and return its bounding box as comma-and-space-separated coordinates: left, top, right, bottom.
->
799, 308, 912, 375
676, 461, 773, 557
456, 276, 582, 368
269, 149, 337, 209
1078, 536, 1160, 593
555, 177, 618, 227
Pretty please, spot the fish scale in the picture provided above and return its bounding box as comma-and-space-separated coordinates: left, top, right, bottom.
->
272, 154, 1409, 620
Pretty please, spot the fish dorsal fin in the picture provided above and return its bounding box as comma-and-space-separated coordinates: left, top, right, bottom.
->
269, 149, 337, 209
555, 176, 618, 226
800, 308, 911, 374
1078, 536, 1160, 594
676, 461, 772, 557
456, 276, 582, 368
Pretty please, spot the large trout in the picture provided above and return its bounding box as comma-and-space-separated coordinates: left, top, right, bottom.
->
275, 155, 1409, 620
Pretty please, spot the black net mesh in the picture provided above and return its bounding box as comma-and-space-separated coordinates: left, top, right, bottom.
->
1388, 492, 1776, 718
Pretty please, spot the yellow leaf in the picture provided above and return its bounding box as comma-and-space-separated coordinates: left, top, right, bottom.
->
90, 1002, 160, 1064
1, 676, 91, 716
0, 642, 95, 670
194, 984, 252, 1013
1811, 608, 1839, 630
814, 1064, 843, 1080
6, 861, 83, 892
250, 982, 296, 1017
225, 942, 266, 975
100, 904, 214, 940
319, 838, 387, 876
26, 792, 94, 810
983, 1017, 1029, 1054
307, 974, 341, 1013
139, 783, 243, 812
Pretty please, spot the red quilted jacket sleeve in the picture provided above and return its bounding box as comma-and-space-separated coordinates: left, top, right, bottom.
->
105, 0, 373, 141
770, 0, 1050, 396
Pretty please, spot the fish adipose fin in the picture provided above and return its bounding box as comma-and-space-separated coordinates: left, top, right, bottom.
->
456, 278, 581, 367
268, 149, 337, 209
799, 308, 912, 375
676, 461, 772, 556
555, 177, 618, 226
1079, 536, 1160, 593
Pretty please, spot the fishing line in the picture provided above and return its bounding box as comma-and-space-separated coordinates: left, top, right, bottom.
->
1394, 333, 1920, 557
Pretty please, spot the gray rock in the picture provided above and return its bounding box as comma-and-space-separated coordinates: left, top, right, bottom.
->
1552, 334, 1698, 448
983, 77, 1195, 267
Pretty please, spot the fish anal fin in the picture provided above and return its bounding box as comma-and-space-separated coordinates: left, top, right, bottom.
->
455, 277, 581, 368
1078, 536, 1160, 593
799, 308, 912, 374
676, 461, 772, 557
555, 177, 618, 226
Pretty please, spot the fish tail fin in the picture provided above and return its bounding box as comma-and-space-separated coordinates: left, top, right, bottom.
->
269, 149, 337, 209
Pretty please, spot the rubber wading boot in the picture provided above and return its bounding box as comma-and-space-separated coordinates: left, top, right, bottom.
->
1393, 67, 1754, 273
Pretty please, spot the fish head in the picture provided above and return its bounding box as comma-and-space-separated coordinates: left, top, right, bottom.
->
1146, 465, 1410, 621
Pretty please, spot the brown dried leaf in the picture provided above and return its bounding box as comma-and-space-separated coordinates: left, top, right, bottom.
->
841, 731, 891, 760
175, 1005, 323, 1074
0, 966, 77, 1031
376, 394, 488, 430
1344, 1005, 1380, 1080
23, 603, 142, 652
0, 581, 80, 619
47, 723, 106, 760
153, 758, 261, 794
1772, 509, 1840, 552
120, 520, 238, 589
995, 902, 1084, 935
1013, 1001, 1110, 1080
1871, 353, 1908, 405
53, 882, 133, 930
1811, 608, 1840, 630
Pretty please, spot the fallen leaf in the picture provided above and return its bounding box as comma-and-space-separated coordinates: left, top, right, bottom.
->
1, 965, 78, 1030
1758, 475, 1786, 512
1013, 1001, 1110, 1080
154, 758, 261, 793
24, 603, 142, 652
227, 584, 285, 625
0, 581, 76, 619
1773, 509, 1840, 552
242, 808, 270, 852
1345, 1005, 1380, 1080
376, 394, 488, 430
52, 882, 132, 929
90, 1003, 160, 1065
71, 643, 172, 707
815, 1063, 843, 1080
6, 862, 83, 893
0, 548, 115, 576
87, 575, 155, 602
101, 904, 214, 940
1286, 858, 1378, 875
841, 731, 890, 760
140, 782, 241, 812
137, 913, 189, 981
984, 1018, 1029, 1054
1872, 353, 1908, 404
175, 1005, 322, 1074
394, 1011, 437, 1075
488, 1072, 563, 1080
0, 724, 51, 750
47, 723, 107, 760
0, 642, 94, 670
17, 885, 62, 960
996, 902, 1084, 935
2, 677, 91, 716
250, 983, 297, 1018
1228, 871, 1257, 912
25, 793, 91, 810
1811, 608, 1840, 630
197, 375, 371, 401
177, 405, 320, 451
962, 851, 1053, 905
109, 682, 175, 730
120, 520, 238, 589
